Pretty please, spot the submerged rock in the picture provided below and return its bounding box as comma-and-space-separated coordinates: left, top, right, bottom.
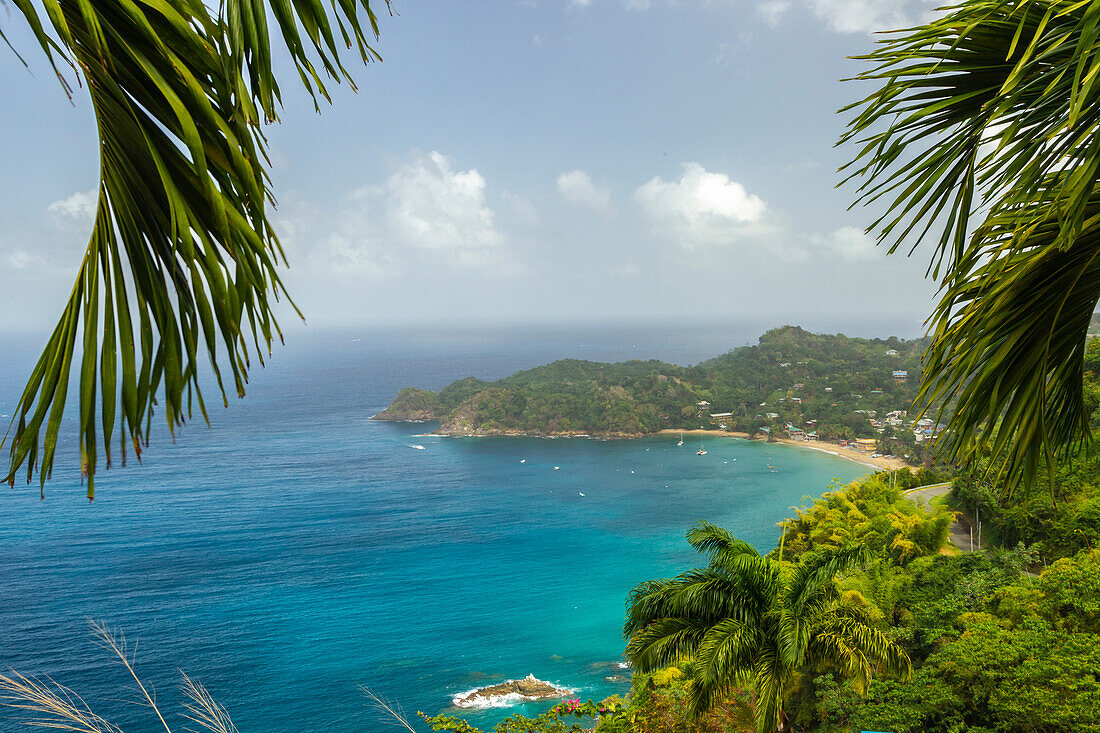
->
452, 674, 572, 708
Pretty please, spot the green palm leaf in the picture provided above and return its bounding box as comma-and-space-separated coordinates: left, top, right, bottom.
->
2, 0, 388, 497
842, 0, 1100, 493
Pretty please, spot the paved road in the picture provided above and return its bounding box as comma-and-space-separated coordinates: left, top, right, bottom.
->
903, 482, 976, 553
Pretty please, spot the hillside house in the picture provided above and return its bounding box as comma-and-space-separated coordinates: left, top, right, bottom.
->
709, 412, 733, 429
886, 349, 899, 357
850, 438, 878, 453
892, 370, 908, 383
786, 424, 805, 440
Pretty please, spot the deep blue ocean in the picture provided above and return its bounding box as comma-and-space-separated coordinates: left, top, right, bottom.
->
0, 324, 871, 732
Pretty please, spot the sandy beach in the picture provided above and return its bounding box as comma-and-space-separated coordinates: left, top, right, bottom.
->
657, 429, 909, 472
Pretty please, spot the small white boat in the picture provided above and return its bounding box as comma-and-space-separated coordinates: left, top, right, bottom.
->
677, 434, 684, 446
520, 459, 526, 464
553, 466, 560, 471
697, 449, 708, 456
408, 444, 426, 450
578, 492, 585, 497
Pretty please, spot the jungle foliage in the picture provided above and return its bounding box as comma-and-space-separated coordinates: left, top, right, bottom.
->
376, 326, 930, 443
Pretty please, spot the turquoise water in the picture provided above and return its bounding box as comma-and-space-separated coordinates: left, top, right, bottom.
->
0, 328, 869, 732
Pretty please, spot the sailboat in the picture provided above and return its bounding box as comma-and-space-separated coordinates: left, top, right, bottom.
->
697, 445, 708, 456
677, 434, 684, 446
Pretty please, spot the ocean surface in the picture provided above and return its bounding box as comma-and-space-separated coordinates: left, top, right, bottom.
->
0, 324, 871, 732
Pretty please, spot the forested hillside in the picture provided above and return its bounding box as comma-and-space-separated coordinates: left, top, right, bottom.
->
374, 326, 931, 448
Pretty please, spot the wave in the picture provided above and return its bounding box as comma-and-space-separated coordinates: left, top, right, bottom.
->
452, 675, 574, 709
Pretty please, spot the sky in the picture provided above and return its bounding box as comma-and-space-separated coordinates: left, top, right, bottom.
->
0, 0, 945, 338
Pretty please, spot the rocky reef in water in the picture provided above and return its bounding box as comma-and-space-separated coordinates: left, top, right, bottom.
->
452, 674, 573, 708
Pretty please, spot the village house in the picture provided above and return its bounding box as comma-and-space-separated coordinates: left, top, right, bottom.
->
892, 370, 908, 383
849, 438, 879, 453
886, 349, 899, 357
709, 412, 733, 430
786, 424, 805, 440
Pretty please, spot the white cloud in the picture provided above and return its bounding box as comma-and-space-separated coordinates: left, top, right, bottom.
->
806, 0, 911, 33
557, 170, 613, 214
812, 225, 880, 260
757, 0, 790, 26
47, 190, 97, 223
763, 0, 937, 34
385, 151, 504, 252
4, 249, 40, 270
713, 33, 754, 65
634, 163, 770, 247
275, 150, 508, 279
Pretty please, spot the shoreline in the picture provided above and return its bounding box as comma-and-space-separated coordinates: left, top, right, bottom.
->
656, 429, 908, 471
767, 437, 908, 471
407, 424, 910, 472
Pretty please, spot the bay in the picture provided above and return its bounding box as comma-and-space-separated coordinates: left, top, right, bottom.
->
0, 325, 870, 731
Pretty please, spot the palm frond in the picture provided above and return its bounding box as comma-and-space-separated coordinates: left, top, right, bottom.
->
3, 0, 387, 497
920, 182, 1100, 490
786, 544, 868, 613
842, 0, 1100, 493
625, 617, 718, 674
624, 570, 755, 639
809, 613, 912, 694
692, 618, 759, 697
686, 521, 768, 572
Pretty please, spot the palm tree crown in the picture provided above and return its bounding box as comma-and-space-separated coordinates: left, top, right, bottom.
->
624, 522, 910, 733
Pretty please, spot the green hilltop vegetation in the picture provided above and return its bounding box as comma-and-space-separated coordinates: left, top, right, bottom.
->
375, 326, 932, 453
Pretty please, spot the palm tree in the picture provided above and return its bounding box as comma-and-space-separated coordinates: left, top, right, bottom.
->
842, 0, 1100, 493
624, 522, 910, 733
1, 1, 387, 497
